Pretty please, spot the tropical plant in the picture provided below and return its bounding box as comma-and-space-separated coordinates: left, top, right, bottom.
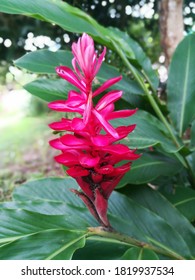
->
0, 0, 194, 260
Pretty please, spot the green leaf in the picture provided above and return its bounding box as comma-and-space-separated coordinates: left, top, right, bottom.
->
12, 178, 146, 242
190, 120, 195, 151
0, 0, 100, 36
10, 178, 195, 259
73, 238, 130, 260
113, 110, 182, 152
108, 27, 158, 91
16, 50, 144, 103
13, 177, 83, 204
187, 151, 195, 178
14, 50, 73, 74
122, 185, 195, 256
117, 152, 183, 186
1, 178, 194, 259
109, 192, 193, 259
0, 0, 132, 59
97, 62, 144, 100
24, 78, 71, 102
0, 208, 88, 243
121, 247, 159, 260
0, 200, 82, 215
0, 230, 86, 260
162, 187, 195, 222
167, 34, 195, 136
1, 0, 157, 91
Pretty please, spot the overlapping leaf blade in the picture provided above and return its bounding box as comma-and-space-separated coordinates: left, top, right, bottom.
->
0, 0, 99, 36
0, 0, 157, 92
122, 185, 195, 256
190, 120, 195, 151
108, 27, 158, 90
0, 208, 88, 243
24, 79, 71, 102
113, 110, 182, 152
16, 50, 176, 151
0, 178, 192, 259
167, 34, 195, 136
117, 152, 183, 187
15, 50, 73, 73
121, 247, 159, 260
161, 187, 195, 222
15, 50, 144, 104
73, 239, 130, 260
0, 230, 86, 260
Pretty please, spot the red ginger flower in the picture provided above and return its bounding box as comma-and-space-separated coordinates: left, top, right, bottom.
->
48, 33, 140, 227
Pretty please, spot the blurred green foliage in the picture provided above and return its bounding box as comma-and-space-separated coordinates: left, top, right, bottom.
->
0, 0, 194, 68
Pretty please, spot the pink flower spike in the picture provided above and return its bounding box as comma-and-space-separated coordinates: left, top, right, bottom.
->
93, 47, 106, 76
49, 119, 71, 131
96, 90, 123, 111
48, 100, 67, 111
110, 163, 131, 176
49, 139, 68, 150
114, 124, 136, 140
107, 109, 138, 120
71, 118, 86, 131
95, 164, 114, 175
74, 177, 94, 201
94, 188, 110, 227
83, 92, 92, 126
61, 134, 89, 149
91, 135, 110, 147
56, 66, 86, 91
48, 33, 140, 227
93, 76, 122, 97
101, 175, 124, 199
71, 189, 102, 225
72, 33, 106, 82
93, 108, 119, 138
67, 166, 89, 177
79, 153, 100, 168
72, 33, 95, 73
55, 153, 79, 166
100, 144, 130, 155
48, 100, 83, 113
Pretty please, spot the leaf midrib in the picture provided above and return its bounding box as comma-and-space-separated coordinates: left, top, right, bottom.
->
174, 197, 195, 207
179, 40, 191, 136
131, 160, 166, 171
45, 233, 86, 260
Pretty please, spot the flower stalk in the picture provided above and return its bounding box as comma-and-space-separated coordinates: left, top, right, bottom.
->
88, 226, 185, 260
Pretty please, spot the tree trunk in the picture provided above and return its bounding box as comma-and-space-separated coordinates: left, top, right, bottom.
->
159, 0, 184, 66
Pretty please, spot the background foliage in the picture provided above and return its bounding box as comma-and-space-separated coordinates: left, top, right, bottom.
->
0, 0, 195, 260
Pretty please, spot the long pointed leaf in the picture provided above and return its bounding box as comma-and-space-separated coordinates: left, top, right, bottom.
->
0, 0, 157, 91
10, 178, 195, 259
117, 152, 183, 186
121, 247, 159, 260
167, 34, 195, 136
123, 185, 195, 256
0, 230, 86, 260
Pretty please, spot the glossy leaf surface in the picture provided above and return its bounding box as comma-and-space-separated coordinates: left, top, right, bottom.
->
167, 34, 195, 136
0, 178, 193, 259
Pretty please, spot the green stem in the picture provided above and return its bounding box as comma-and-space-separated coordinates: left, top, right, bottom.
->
184, 157, 195, 188
112, 40, 192, 171
112, 40, 180, 149
88, 227, 185, 260
142, 70, 157, 95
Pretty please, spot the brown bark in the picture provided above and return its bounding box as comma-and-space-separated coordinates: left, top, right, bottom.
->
159, 0, 184, 66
